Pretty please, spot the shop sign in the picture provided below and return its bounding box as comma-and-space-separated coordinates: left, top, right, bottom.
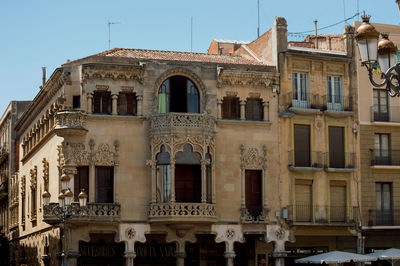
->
79, 242, 124, 258
135, 243, 175, 258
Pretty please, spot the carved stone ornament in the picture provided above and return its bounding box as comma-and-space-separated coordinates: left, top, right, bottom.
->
125, 228, 136, 240
57, 145, 64, 177
217, 70, 277, 88
225, 228, 235, 240
240, 144, 267, 170
21, 175, 26, 195
30, 166, 37, 190
42, 158, 49, 190
82, 64, 144, 84
62, 140, 119, 166
240, 206, 269, 223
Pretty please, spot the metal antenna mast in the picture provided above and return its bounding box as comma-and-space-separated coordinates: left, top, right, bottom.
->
191, 16, 193, 52
257, 0, 260, 37
108, 21, 121, 49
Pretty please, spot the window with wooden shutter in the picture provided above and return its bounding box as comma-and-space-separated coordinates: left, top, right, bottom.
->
95, 166, 114, 203
245, 98, 263, 121
294, 124, 311, 167
118, 92, 137, 115
295, 179, 312, 222
330, 181, 346, 222
222, 97, 240, 119
93, 91, 111, 114
329, 126, 345, 168
245, 170, 262, 217
74, 166, 89, 202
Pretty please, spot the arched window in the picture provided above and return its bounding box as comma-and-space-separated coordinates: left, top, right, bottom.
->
156, 145, 171, 202
158, 76, 200, 114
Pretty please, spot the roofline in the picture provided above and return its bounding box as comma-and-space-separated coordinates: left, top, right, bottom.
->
0, 102, 12, 127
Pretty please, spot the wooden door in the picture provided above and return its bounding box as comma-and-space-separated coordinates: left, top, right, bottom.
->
329, 126, 345, 168
245, 170, 262, 217
294, 124, 310, 167
175, 165, 201, 203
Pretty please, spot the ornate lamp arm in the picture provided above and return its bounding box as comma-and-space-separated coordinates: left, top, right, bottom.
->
385, 64, 400, 97
365, 65, 387, 88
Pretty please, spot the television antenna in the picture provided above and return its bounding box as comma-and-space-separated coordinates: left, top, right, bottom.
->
108, 21, 121, 49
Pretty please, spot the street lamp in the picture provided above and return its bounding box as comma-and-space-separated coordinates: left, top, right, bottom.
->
355, 14, 399, 97
43, 186, 87, 266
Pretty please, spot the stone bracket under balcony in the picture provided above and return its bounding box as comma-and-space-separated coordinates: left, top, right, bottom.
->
54, 110, 88, 138
148, 202, 217, 223
43, 202, 120, 225
149, 112, 216, 137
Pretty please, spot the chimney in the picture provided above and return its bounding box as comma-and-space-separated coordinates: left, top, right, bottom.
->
42, 67, 46, 87
272, 17, 288, 70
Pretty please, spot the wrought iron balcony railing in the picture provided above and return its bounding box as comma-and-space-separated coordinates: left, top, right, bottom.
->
148, 202, 217, 223
324, 152, 356, 169
282, 92, 353, 112
149, 112, 216, 136
370, 149, 400, 166
43, 202, 120, 225
367, 209, 400, 226
287, 205, 359, 224
288, 150, 324, 168
371, 106, 400, 123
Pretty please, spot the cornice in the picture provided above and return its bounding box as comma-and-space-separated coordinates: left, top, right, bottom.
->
81, 63, 145, 84
15, 68, 64, 136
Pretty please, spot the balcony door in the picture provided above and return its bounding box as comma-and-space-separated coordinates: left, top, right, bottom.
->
329, 126, 345, 168
376, 182, 392, 225
245, 170, 262, 217
292, 73, 309, 108
175, 165, 201, 203
375, 133, 390, 165
373, 89, 389, 121
295, 179, 312, 222
294, 124, 310, 167
327, 76, 343, 111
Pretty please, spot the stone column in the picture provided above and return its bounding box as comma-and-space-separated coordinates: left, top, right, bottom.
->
224, 251, 235, 266
176, 250, 186, 266
217, 99, 222, 119
266, 224, 295, 266
263, 101, 269, 122
170, 159, 176, 202
146, 160, 157, 203
112, 94, 118, 115
201, 160, 207, 203
124, 251, 136, 266
137, 95, 143, 116
240, 100, 246, 120
66, 250, 80, 266
212, 225, 244, 266
87, 93, 93, 114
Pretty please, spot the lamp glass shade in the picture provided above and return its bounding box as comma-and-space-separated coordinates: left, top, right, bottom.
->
378, 52, 397, 74
42, 191, 51, 206
358, 37, 378, 63
58, 196, 65, 208
79, 196, 87, 207
64, 189, 73, 206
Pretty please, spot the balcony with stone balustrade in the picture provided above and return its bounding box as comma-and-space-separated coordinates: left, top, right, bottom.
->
53, 110, 88, 138
148, 202, 217, 223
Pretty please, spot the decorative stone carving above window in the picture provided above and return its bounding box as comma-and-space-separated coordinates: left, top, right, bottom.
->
61, 139, 120, 166
240, 144, 267, 170
217, 70, 278, 88
82, 64, 144, 84
30, 166, 37, 191
21, 175, 26, 195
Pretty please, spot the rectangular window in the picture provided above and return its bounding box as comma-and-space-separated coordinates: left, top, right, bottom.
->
373, 89, 389, 121
294, 124, 311, 167
376, 182, 392, 225
245, 98, 263, 121
292, 73, 309, 108
374, 133, 390, 165
93, 91, 111, 114
295, 179, 312, 222
327, 76, 343, 111
245, 170, 262, 217
222, 97, 240, 119
95, 166, 114, 203
74, 166, 89, 202
21, 193, 25, 226
156, 165, 171, 202
330, 181, 346, 222
329, 126, 345, 168
73, 95, 81, 109
118, 92, 137, 115
31, 189, 36, 220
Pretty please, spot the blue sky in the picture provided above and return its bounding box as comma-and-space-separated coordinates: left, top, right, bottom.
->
0, 0, 398, 113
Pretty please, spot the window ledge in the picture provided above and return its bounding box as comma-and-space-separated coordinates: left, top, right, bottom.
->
288, 107, 322, 115
325, 167, 356, 173
216, 119, 271, 126
288, 165, 323, 172
371, 121, 400, 127
370, 165, 400, 170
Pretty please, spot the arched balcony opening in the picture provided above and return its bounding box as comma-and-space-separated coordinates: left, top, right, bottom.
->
158, 76, 200, 114
156, 145, 171, 203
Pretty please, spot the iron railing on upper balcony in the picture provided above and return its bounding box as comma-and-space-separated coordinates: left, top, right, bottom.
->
287, 205, 359, 224
282, 92, 353, 111
368, 209, 400, 226
324, 152, 356, 169
370, 149, 400, 166
288, 150, 324, 168
371, 106, 400, 123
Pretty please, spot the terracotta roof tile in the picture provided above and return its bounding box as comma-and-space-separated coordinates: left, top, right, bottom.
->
94, 48, 268, 66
